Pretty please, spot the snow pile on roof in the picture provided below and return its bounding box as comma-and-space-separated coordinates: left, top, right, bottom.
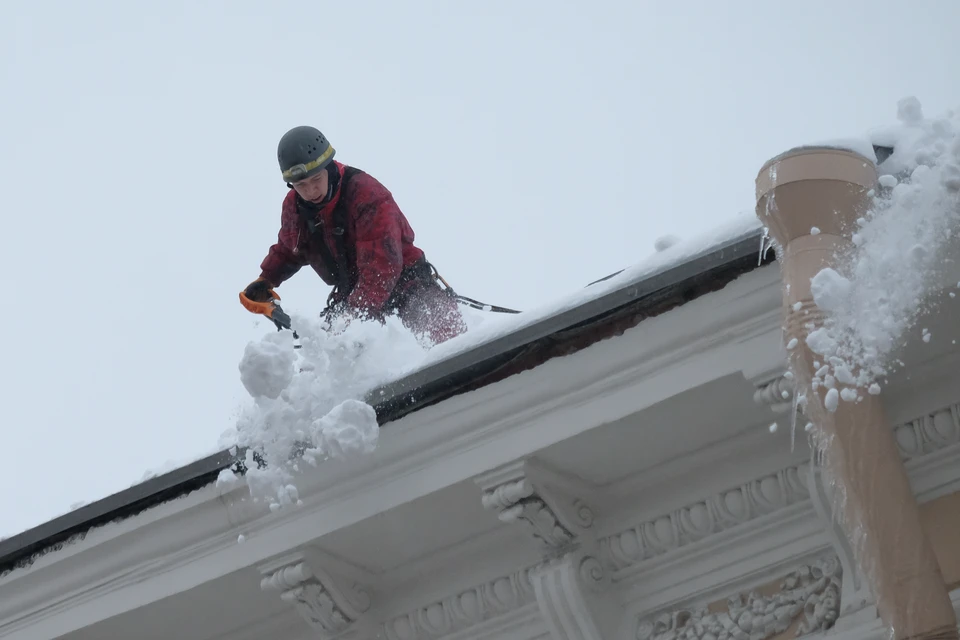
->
801, 97, 960, 404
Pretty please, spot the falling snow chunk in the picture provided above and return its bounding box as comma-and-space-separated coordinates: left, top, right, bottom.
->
806, 329, 838, 357
238, 333, 297, 400
834, 365, 856, 385
840, 388, 859, 402
804, 423, 814, 432
897, 95, 924, 124
878, 174, 899, 188
810, 268, 852, 313
792, 302, 803, 312
216, 468, 239, 488
810, 226, 821, 235
787, 338, 799, 350
309, 399, 380, 460
824, 388, 840, 413
768, 422, 778, 433
237, 534, 246, 544
869, 383, 882, 395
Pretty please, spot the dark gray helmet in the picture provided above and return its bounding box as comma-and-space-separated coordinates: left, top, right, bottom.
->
277, 126, 336, 183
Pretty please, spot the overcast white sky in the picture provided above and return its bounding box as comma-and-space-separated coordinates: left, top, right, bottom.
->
2, 1, 959, 539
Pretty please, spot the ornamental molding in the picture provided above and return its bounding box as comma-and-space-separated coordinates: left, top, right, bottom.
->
381, 567, 536, 640
636, 554, 842, 640
475, 458, 598, 556
892, 404, 960, 460
259, 551, 372, 640
606, 401, 960, 577
600, 464, 810, 575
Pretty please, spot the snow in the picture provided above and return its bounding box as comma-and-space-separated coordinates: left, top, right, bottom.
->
809, 268, 852, 313
799, 97, 960, 405
304, 399, 379, 461
824, 388, 840, 413
221, 316, 428, 510
238, 337, 296, 400
654, 234, 682, 252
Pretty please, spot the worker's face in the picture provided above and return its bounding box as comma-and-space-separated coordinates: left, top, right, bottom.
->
292, 169, 329, 204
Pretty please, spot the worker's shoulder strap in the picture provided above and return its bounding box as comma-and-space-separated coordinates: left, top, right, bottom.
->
294, 166, 364, 295
330, 166, 364, 293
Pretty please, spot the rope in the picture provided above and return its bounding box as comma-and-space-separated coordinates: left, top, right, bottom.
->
431, 265, 521, 314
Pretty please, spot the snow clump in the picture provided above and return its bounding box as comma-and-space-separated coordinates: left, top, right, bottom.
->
801, 97, 960, 409
222, 313, 430, 511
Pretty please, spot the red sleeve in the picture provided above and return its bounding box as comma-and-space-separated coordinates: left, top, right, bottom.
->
344, 175, 406, 314
259, 193, 307, 287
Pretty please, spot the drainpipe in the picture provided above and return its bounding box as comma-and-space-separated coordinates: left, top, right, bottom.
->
755, 146, 958, 640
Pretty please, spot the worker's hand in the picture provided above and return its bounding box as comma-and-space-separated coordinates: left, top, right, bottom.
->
239, 277, 279, 316
243, 277, 278, 302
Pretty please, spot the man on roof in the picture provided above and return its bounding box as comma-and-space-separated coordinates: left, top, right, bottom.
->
239, 126, 467, 345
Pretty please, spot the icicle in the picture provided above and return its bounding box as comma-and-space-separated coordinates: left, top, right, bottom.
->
758, 226, 770, 265
790, 387, 800, 452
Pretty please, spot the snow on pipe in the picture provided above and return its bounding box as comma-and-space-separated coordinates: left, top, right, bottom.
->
755, 146, 958, 640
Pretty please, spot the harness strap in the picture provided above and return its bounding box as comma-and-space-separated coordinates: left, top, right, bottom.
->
295, 166, 359, 297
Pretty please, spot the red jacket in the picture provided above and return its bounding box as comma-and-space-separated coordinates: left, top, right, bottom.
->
259, 161, 426, 315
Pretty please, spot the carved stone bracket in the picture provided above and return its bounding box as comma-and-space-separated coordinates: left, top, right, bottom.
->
475, 458, 597, 556
259, 551, 373, 640
753, 372, 798, 414
530, 550, 621, 640
636, 554, 842, 640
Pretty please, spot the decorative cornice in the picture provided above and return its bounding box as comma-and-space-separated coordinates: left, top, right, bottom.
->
476, 459, 597, 556
259, 552, 372, 640
381, 567, 536, 640
601, 464, 810, 573
636, 554, 842, 640
603, 402, 960, 580
894, 404, 960, 459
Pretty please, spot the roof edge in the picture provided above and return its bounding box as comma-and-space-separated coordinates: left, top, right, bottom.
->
0, 226, 771, 576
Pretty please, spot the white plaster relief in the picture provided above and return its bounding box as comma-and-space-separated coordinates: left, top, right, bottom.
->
636, 555, 841, 640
